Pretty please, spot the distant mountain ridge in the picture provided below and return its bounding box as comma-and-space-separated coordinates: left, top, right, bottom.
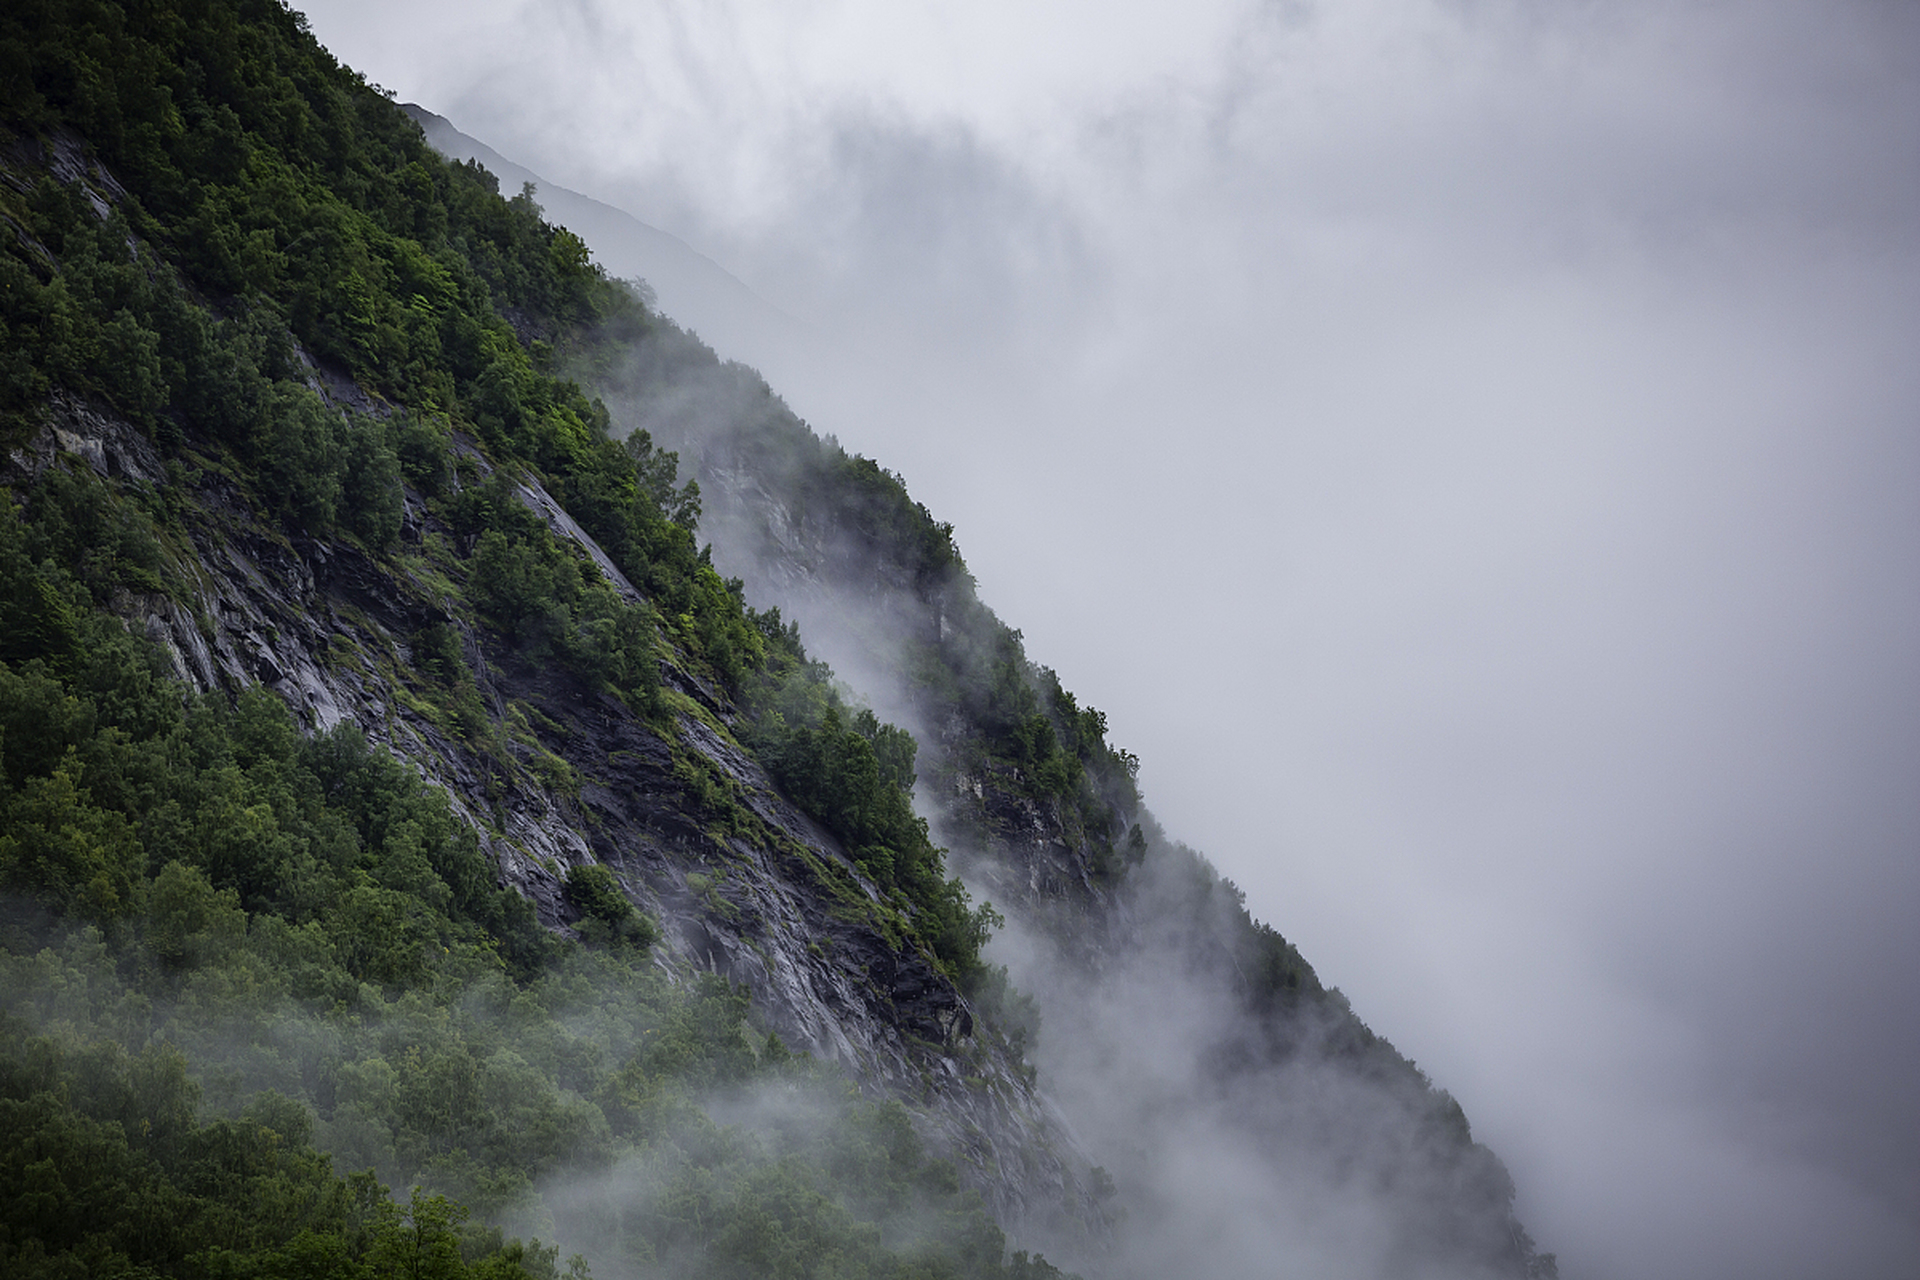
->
400, 103, 800, 364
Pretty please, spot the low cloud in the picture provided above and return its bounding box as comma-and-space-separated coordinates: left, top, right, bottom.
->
293, 2, 1920, 1275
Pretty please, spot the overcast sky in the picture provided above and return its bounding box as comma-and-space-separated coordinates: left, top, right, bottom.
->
296, 3, 1919, 1276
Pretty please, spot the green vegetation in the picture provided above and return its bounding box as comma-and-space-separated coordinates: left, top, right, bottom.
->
564, 862, 654, 950
742, 620, 1001, 987
0, 454, 1061, 1278
0, 0, 991, 968
1, 1022, 567, 1279
451, 466, 663, 714
585, 335, 1146, 879
0, 0, 1043, 1274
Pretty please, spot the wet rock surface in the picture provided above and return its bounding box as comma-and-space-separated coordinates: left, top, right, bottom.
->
9, 392, 1097, 1240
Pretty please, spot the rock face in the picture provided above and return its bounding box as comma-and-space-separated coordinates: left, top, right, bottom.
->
7, 388, 1105, 1241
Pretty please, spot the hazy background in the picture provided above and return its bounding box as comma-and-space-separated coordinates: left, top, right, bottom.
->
294, 2, 1920, 1277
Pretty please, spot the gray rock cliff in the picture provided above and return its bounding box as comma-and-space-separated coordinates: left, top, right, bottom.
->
7, 385, 1106, 1242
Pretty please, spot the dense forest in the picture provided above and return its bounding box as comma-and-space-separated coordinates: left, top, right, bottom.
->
0, 1, 1071, 1274
0, 1, 1554, 1277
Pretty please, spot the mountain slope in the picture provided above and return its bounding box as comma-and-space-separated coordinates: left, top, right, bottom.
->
0, 2, 1087, 1274
0, 2, 1552, 1278
588, 312, 1559, 1280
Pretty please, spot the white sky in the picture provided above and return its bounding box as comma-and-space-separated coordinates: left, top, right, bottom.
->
296, 2, 1920, 1276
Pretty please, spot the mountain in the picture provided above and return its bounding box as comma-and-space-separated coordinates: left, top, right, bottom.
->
0, 3, 1552, 1278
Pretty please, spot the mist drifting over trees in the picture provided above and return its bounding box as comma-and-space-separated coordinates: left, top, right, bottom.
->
5, 1, 1919, 1278
295, 3, 1920, 1275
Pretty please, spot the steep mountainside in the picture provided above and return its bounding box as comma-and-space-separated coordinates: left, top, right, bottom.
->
5, 390, 1077, 1221
590, 320, 1559, 1280
0, 3, 1551, 1278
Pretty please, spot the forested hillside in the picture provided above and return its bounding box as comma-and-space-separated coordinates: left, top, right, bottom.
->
0, 2, 1074, 1275
0, 2, 1551, 1278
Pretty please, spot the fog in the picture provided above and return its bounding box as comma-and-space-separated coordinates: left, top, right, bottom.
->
296, 2, 1920, 1277
979, 863, 1518, 1280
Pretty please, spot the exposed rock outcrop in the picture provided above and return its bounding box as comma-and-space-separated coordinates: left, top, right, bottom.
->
8, 388, 1107, 1239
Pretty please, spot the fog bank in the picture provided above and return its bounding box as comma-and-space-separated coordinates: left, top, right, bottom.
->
296, 2, 1920, 1276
